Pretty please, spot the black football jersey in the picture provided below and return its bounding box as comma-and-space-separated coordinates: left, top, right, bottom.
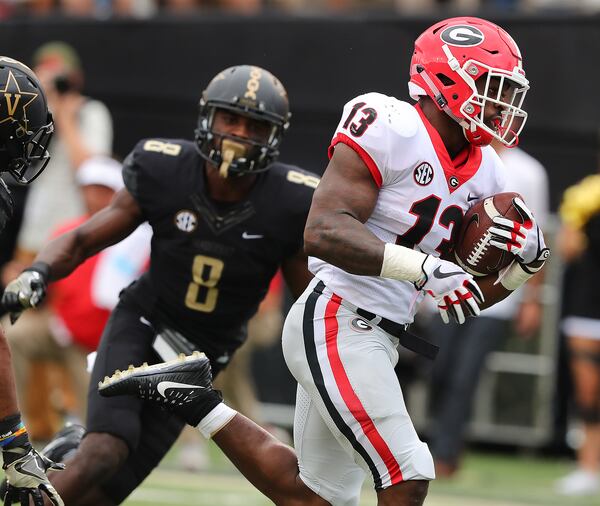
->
120, 138, 318, 359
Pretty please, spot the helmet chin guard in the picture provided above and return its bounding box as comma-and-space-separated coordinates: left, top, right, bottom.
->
410, 17, 529, 147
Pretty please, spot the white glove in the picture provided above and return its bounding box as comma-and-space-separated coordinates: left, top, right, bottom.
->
488, 197, 549, 268
420, 256, 484, 325
3, 448, 64, 506
1, 265, 49, 324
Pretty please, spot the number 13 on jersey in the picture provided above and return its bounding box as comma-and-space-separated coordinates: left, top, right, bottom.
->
343, 102, 377, 137
185, 255, 224, 312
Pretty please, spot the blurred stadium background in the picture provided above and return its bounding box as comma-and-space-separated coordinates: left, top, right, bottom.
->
0, 0, 598, 504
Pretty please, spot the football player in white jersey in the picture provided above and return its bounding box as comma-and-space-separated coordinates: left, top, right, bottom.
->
98, 16, 549, 506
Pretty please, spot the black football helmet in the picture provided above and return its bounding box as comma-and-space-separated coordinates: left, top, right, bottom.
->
194, 65, 290, 176
0, 57, 53, 185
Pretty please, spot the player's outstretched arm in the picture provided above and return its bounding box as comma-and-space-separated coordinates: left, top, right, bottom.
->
304, 143, 384, 275
37, 188, 144, 281
1, 189, 144, 318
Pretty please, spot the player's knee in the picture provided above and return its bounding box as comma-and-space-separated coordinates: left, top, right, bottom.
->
405, 480, 429, 503
76, 432, 130, 476
378, 479, 429, 506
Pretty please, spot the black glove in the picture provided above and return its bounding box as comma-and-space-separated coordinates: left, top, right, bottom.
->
1, 263, 50, 324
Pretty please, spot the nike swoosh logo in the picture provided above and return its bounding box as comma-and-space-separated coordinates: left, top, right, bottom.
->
242, 232, 264, 240
467, 193, 479, 202
433, 266, 464, 279
157, 381, 199, 398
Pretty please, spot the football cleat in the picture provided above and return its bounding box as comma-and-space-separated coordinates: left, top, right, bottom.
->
98, 352, 223, 426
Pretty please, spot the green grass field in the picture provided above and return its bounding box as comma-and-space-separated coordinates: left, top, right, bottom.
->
123, 447, 600, 506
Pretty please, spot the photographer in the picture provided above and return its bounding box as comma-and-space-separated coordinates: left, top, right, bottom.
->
3, 41, 113, 275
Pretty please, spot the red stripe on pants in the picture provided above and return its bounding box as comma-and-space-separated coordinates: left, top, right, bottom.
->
323, 294, 403, 485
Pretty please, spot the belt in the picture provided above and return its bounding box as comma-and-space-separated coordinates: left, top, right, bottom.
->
313, 282, 438, 360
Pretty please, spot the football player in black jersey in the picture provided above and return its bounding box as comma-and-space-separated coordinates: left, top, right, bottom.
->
2, 65, 318, 505
0, 57, 64, 505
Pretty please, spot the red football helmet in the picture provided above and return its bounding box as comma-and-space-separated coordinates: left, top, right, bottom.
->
409, 17, 529, 147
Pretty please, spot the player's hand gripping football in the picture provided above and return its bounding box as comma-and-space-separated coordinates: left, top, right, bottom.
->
420, 256, 484, 325
3, 448, 64, 506
488, 197, 550, 271
1, 265, 48, 324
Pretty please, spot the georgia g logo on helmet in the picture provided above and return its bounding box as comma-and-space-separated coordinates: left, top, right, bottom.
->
440, 25, 485, 47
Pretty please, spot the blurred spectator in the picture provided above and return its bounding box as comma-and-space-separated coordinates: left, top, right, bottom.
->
426, 140, 549, 478
1, 41, 112, 280
112, 0, 157, 17
218, 0, 262, 13
6, 157, 150, 428
160, 0, 263, 14
160, 0, 199, 13
555, 171, 600, 496
523, 0, 600, 12
59, 0, 95, 16
393, 0, 479, 13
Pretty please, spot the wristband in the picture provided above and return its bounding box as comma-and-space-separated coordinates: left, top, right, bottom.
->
196, 403, 237, 439
0, 414, 31, 466
24, 261, 50, 281
496, 261, 533, 291
380, 243, 428, 284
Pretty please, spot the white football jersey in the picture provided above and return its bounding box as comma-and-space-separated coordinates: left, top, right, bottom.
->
309, 93, 506, 324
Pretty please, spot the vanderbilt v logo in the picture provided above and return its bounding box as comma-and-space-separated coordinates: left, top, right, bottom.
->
5, 93, 21, 116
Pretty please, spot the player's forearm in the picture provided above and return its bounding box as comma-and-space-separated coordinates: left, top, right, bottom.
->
35, 229, 89, 282
0, 328, 19, 419
477, 274, 512, 309
304, 211, 385, 275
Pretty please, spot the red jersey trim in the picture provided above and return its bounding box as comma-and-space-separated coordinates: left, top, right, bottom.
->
329, 132, 383, 188
414, 104, 482, 193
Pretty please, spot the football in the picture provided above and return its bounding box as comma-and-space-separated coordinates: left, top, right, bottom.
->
454, 192, 523, 276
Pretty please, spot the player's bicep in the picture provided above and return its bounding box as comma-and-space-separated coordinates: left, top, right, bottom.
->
308, 143, 379, 226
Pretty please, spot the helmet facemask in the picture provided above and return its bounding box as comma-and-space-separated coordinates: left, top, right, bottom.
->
196, 104, 285, 178
450, 50, 529, 147
2, 112, 54, 184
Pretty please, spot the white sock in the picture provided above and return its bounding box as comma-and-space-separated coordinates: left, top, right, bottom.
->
196, 403, 237, 439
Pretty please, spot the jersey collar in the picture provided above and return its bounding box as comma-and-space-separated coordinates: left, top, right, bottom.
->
415, 103, 482, 193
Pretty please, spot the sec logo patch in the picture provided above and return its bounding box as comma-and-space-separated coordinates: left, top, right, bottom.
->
350, 318, 373, 332
174, 210, 198, 232
413, 163, 434, 186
